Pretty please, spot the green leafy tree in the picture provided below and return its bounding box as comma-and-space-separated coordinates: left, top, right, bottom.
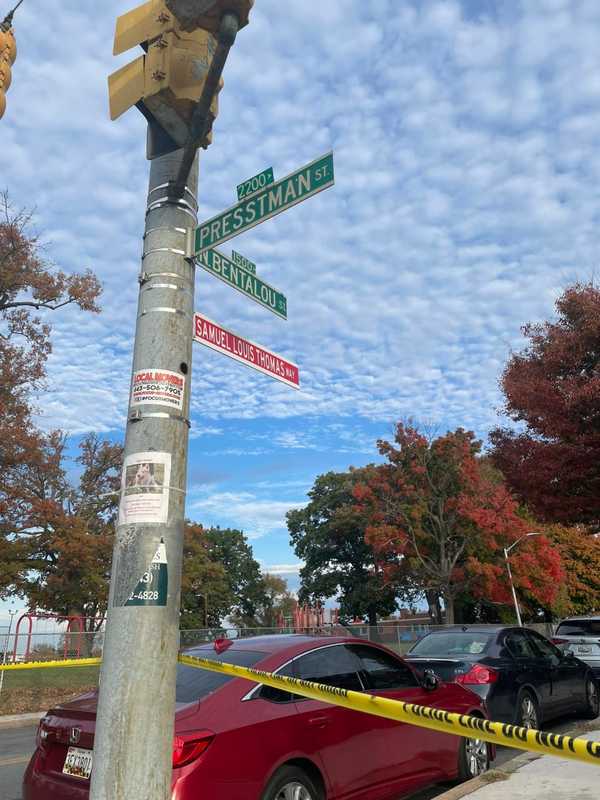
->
17, 433, 122, 638
180, 523, 232, 628
287, 469, 401, 626
202, 527, 267, 626
253, 574, 296, 628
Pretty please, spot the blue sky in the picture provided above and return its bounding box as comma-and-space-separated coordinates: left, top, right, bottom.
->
2, 0, 600, 620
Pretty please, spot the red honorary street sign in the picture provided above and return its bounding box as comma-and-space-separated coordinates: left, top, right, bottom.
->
193, 312, 300, 389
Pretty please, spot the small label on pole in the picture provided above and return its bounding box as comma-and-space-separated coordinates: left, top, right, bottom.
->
123, 541, 168, 607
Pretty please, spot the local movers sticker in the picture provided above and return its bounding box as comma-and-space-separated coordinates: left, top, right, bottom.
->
124, 540, 168, 607
118, 451, 171, 525
131, 369, 185, 411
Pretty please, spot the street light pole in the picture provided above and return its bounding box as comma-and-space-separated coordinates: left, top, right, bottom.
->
503, 532, 542, 627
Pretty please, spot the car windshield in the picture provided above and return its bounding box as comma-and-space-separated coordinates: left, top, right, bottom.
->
556, 620, 600, 637
410, 632, 493, 656
176, 648, 267, 704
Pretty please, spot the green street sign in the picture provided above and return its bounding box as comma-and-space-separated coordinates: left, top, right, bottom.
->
197, 248, 287, 319
231, 249, 256, 275
191, 152, 334, 256
237, 166, 274, 201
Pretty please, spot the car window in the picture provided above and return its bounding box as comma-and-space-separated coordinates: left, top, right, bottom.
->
527, 631, 561, 661
409, 632, 492, 656
350, 644, 418, 690
293, 645, 363, 692
556, 620, 600, 637
176, 648, 267, 704
257, 661, 296, 704
505, 630, 537, 659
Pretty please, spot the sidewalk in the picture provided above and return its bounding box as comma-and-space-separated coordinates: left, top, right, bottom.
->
441, 728, 600, 800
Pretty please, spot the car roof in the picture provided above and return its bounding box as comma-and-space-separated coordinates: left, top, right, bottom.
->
185, 634, 358, 657
419, 625, 509, 634
558, 615, 600, 622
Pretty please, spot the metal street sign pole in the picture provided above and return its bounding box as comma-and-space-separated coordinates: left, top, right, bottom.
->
89, 150, 199, 800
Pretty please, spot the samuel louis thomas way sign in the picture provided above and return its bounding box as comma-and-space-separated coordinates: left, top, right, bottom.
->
190, 152, 334, 255
193, 313, 299, 389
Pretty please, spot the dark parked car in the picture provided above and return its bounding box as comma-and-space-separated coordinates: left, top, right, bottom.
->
405, 625, 599, 730
553, 616, 600, 678
24, 635, 493, 800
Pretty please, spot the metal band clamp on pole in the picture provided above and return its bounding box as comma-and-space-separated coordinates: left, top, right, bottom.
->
5, 655, 598, 767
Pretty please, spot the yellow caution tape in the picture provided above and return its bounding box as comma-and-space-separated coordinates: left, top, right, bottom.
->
0, 658, 101, 671
3, 652, 599, 767
178, 653, 600, 767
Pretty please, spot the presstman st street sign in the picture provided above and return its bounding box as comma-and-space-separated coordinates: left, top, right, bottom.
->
197, 248, 287, 319
191, 152, 334, 255
193, 312, 299, 389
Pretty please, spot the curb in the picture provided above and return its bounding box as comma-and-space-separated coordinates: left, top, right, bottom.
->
432, 719, 599, 800
0, 711, 44, 728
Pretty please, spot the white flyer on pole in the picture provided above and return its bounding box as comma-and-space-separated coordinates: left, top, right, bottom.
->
118, 451, 171, 525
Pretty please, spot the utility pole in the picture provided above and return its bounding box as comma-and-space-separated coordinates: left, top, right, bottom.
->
92, 3, 253, 798
90, 148, 199, 800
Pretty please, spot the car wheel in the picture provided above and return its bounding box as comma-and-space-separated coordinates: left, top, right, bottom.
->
458, 735, 490, 781
261, 766, 323, 800
582, 675, 600, 720
516, 691, 539, 729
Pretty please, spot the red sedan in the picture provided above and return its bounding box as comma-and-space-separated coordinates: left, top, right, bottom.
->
23, 635, 493, 800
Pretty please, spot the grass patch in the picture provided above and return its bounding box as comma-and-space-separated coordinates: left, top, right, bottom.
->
1, 666, 100, 691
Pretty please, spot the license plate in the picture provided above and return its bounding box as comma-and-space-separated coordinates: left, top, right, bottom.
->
576, 646, 592, 654
63, 746, 93, 779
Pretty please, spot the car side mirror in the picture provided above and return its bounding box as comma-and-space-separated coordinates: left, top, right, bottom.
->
422, 669, 439, 692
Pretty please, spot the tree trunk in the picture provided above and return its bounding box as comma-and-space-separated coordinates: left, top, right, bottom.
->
443, 594, 455, 625
367, 606, 377, 626
425, 590, 443, 625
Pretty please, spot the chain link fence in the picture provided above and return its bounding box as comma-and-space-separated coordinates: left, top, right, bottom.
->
1, 621, 558, 715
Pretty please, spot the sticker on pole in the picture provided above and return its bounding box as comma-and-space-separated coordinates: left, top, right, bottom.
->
131, 369, 185, 411
124, 540, 168, 607
118, 452, 171, 525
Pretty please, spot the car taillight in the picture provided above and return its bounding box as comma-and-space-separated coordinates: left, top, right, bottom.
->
36, 718, 52, 749
456, 664, 498, 685
552, 637, 569, 645
172, 732, 214, 768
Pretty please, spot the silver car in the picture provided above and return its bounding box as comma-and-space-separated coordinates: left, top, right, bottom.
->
554, 616, 600, 678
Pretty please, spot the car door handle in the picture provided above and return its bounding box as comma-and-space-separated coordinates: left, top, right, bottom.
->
308, 715, 329, 728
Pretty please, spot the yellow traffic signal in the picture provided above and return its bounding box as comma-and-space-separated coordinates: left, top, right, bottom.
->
164, 0, 254, 34
108, 0, 221, 151
0, 26, 16, 120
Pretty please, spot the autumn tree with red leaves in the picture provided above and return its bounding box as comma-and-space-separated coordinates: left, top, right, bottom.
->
354, 424, 563, 624
13, 434, 122, 637
490, 283, 600, 528
0, 193, 101, 597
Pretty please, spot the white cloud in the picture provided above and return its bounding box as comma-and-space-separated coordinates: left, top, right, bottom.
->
4, 0, 600, 443
261, 563, 304, 576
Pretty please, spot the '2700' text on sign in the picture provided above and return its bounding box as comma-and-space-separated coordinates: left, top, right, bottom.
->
193, 313, 299, 389
191, 152, 334, 255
